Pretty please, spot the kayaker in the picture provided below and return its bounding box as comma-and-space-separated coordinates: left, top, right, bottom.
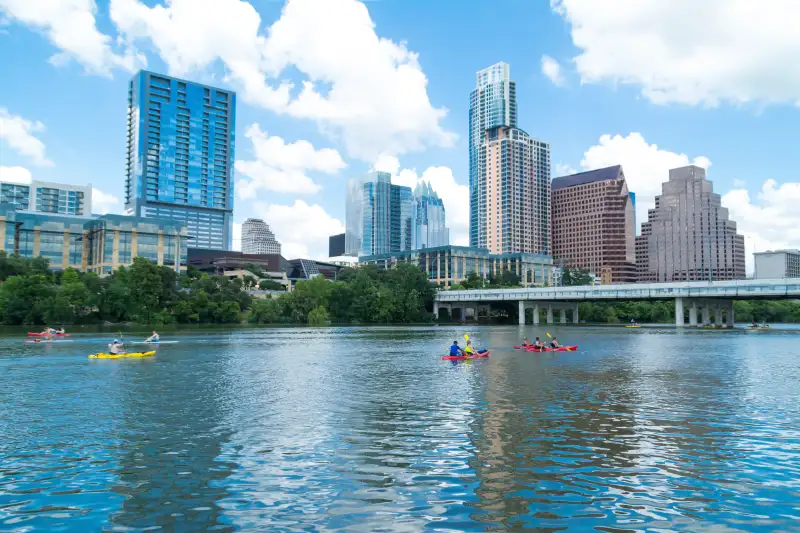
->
449, 341, 465, 357
533, 337, 544, 348
109, 339, 125, 355
522, 337, 531, 347
550, 337, 560, 349
145, 331, 160, 343
56, 327, 65, 334
464, 339, 475, 355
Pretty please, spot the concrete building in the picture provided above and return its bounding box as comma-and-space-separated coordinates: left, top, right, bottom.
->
241, 218, 281, 255
754, 249, 800, 279
551, 165, 636, 283
469, 62, 551, 255
412, 182, 449, 249
359, 245, 553, 288
125, 70, 235, 250
1, 203, 188, 274
636, 165, 745, 282
0, 180, 91, 216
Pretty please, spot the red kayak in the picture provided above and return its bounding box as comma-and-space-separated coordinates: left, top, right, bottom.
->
526, 345, 578, 352
441, 350, 490, 361
28, 332, 71, 337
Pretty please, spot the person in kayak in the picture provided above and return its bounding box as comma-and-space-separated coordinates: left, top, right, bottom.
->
533, 337, 544, 349
56, 327, 66, 334
449, 341, 465, 357
145, 331, 160, 343
464, 339, 475, 355
550, 337, 560, 349
521, 337, 531, 347
109, 339, 126, 355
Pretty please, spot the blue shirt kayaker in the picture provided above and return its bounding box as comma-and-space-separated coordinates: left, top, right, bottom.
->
449, 341, 464, 356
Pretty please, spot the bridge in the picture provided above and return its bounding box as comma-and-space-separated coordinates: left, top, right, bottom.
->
433, 278, 800, 327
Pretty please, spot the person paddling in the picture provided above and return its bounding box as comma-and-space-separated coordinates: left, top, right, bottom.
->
521, 337, 531, 347
145, 331, 160, 343
533, 337, 544, 349
464, 339, 475, 355
109, 339, 126, 355
550, 337, 560, 349
449, 341, 465, 357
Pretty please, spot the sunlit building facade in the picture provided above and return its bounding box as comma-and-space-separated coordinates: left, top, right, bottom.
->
0, 180, 91, 215
345, 171, 413, 257
469, 62, 551, 255
241, 218, 281, 255
125, 70, 234, 250
0, 203, 188, 274
636, 165, 745, 282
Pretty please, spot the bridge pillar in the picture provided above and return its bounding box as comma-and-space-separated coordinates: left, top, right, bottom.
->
675, 297, 684, 327
573, 303, 580, 324
533, 304, 540, 325
727, 301, 735, 328
715, 305, 723, 327
702, 306, 711, 326
689, 301, 698, 327
518, 301, 525, 325
560, 308, 567, 324
433, 301, 439, 319
547, 305, 554, 325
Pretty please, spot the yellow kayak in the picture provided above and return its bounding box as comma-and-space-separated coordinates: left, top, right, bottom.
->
625, 325, 641, 328
88, 351, 156, 359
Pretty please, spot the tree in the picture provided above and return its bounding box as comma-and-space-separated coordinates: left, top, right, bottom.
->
258, 279, 284, 291
0, 274, 57, 324
308, 305, 330, 326
562, 267, 594, 286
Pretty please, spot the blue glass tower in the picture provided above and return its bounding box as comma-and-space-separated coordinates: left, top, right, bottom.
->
345, 171, 413, 256
412, 182, 449, 249
125, 70, 235, 250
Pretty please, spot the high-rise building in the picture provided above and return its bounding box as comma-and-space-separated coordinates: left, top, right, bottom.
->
469, 62, 550, 255
328, 233, 345, 257
551, 165, 636, 283
345, 171, 413, 257
636, 165, 745, 282
411, 182, 449, 249
125, 70, 235, 250
0, 180, 91, 216
754, 249, 800, 279
241, 218, 281, 255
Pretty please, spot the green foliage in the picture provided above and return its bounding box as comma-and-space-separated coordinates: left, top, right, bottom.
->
308, 305, 330, 326
258, 279, 284, 291
562, 267, 594, 286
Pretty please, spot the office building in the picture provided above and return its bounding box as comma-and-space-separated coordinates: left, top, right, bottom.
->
125, 70, 235, 250
551, 165, 636, 283
636, 165, 745, 282
469, 62, 551, 255
412, 182, 449, 249
360, 245, 552, 288
329, 233, 345, 257
0, 180, 91, 215
345, 171, 412, 256
754, 249, 800, 279
241, 218, 281, 255
0, 203, 188, 274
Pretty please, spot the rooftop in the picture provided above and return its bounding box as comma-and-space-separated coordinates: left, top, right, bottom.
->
551, 165, 622, 190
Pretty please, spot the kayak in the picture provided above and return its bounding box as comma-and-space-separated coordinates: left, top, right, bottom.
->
526, 345, 578, 352
747, 326, 770, 330
625, 325, 641, 328
441, 350, 490, 361
131, 340, 179, 344
28, 332, 70, 337
88, 351, 156, 359
24, 339, 74, 344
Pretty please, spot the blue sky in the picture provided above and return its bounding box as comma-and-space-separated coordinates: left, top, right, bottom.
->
1, 0, 799, 269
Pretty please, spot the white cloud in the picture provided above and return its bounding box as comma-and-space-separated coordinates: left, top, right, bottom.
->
0, 108, 53, 166
234, 123, 346, 198
376, 159, 469, 246
722, 180, 800, 275
578, 132, 711, 231
109, 0, 456, 160
91, 188, 121, 214
554, 163, 576, 177
552, 0, 800, 107
252, 199, 344, 259
541, 55, 565, 87
0, 0, 144, 75
0, 166, 33, 184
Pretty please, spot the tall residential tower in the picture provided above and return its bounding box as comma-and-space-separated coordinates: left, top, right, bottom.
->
242, 218, 281, 255
469, 62, 550, 255
636, 165, 745, 282
125, 70, 235, 250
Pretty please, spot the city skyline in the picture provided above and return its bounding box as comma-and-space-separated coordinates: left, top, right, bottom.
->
1, 1, 799, 270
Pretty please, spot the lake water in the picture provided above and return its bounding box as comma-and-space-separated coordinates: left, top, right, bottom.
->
1, 325, 799, 532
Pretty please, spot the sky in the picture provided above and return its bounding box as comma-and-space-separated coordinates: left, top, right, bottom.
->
1, 0, 799, 273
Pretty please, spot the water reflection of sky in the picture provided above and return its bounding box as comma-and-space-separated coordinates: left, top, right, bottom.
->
0, 325, 798, 531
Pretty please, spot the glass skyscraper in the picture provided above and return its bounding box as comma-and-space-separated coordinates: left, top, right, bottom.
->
470, 62, 551, 255
412, 182, 449, 249
125, 70, 235, 250
345, 171, 414, 257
